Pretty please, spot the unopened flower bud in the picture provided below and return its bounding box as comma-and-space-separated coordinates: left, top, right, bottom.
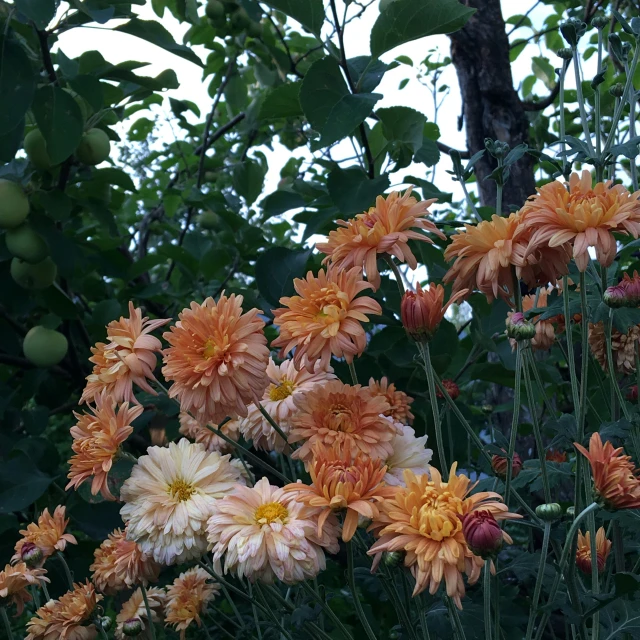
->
557, 47, 574, 60
383, 551, 403, 567
610, 83, 625, 98
462, 510, 503, 558
592, 15, 608, 30
627, 385, 638, 402
604, 284, 628, 308
21, 543, 43, 568
535, 503, 563, 522
491, 451, 523, 479
481, 404, 494, 415
546, 449, 567, 463
561, 18, 586, 47
566, 506, 575, 518
357, 515, 372, 530
506, 312, 536, 341
123, 618, 143, 636
436, 379, 460, 401
99, 616, 113, 632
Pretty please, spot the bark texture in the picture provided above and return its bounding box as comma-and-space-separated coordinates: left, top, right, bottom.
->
449, 0, 536, 211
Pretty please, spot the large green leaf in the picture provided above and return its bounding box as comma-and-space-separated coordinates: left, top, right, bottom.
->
261, 190, 305, 220
327, 167, 390, 215
377, 106, 426, 153
255, 247, 312, 307
32, 86, 84, 164
319, 93, 381, 147
260, 0, 324, 35
370, 0, 475, 58
0, 453, 53, 514
14, 0, 56, 28
233, 159, 266, 207
300, 57, 348, 132
259, 82, 303, 120
0, 38, 36, 136
0, 119, 25, 163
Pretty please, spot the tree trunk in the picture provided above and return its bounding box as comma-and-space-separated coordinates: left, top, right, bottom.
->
449, 0, 536, 211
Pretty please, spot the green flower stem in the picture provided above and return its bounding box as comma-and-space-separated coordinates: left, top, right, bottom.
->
419, 593, 432, 640
558, 60, 569, 175
378, 569, 420, 640
298, 580, 354, 640
571, 48, 595, 157
246, 581, 263, 640
561, 276, 580, 411
203, 616, 227, 639
346, 541, 377, 640
140, 583, 157, 640
576, 271, 591, 514
613, 520, 625, 574
594, 27, 604, 162
348, 360, 359, 385
495, 156, 504, 215
628, 60, 639, 191
97, 622, 109, 640
504, 342, 524, 510
446, 597, 467, 640
41, 579, 50, 602
1, 606, 13, 640
524, 350, 557, 419
460, 179, 482, 222
420, 342, 448, 479
57, 552, 74, 590
383, 254, 406, 296
525, 522, 551, 640
257, 402, 290, 445
483, 561, 492, 640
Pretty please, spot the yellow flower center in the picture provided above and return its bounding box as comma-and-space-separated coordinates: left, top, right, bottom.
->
168, 479, 196, 502
410, 489, 463, 541
255, 501, 288, 525
203, 338, 222, 359
325, 403, 354, 432
269, 378, 296, 402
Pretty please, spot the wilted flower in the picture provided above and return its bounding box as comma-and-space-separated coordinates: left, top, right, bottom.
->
165, 567, 219, 639
546, 449, 567, 463
576, 527, 611, 574
13, 505, 77, 566
316, 188, 444, 290
0, 563, 48, 615
491, 451, 523, 479
521, 170, 640, 271
368, 465, 521, 607
80, 302, 169, 405
462, 510, 504, 558
120, 439, 244, 565
368, 376, 415, 424
383, 423, 433, 486
66, 392, 142, 500
289, 380, 398, 464
436, 379, 460, 400
162, 294, 269, 425
588, 321, 640, 374
401, 283, 467, 341
574, 432, 640, 510
208, 477, 340, 584
272, 267, 381, 372
115, 587, 165, 640
178, 412, 241, 454
240, 358, 336, 452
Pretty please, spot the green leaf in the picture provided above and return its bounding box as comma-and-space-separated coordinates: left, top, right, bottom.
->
224, 73, 248, 114
261, 190, 305, 220
0, 38, 36, 136
319, 93, 381, 147
370, 0, 475, 58
0, 452, 53, 514
233, 159, 266, 206
0, 119, 25, 163
14, 0, 56, 28
327, 167, 390, 215
115, 19, 203, 66
377, 106, 426, 153
531, 55, 556, 91
255, 247, 312, 307
415, 137, 440, 166
68, 74, 104, 112
348, 57, 389, 93
32, 86, 84, 164
260, 0, 324, 35
300, 57, 349, 132
259, 82, 303, 120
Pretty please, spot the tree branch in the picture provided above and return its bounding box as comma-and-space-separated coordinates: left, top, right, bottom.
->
436, 141, 470, 159
0, 353, 70, 378
35, 28, 57, 84
264, 10, 303, 79
521, 82, 561, 111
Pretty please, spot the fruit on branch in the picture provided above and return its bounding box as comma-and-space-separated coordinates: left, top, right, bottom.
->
206, 0, 225, 20
76, 128, 111, 165
5, 224, 49, 264
230, 7, 251, 32
10, 256, 57, 290
0, 179, 30, 229
199, 210, 221, 230
23, 326, 69, 367
24, 129, 53, 170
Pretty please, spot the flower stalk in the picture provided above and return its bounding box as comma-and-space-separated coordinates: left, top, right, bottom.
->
346, 541, 377, 640
140, 583, 158, 640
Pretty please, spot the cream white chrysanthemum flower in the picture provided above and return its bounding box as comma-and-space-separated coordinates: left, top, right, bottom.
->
240, 358, 336, 452
120, 439, 244, 566
383, 423, 433, 486
207, 477, 340, 584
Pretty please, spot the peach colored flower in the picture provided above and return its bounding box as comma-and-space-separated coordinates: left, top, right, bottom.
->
368, 376, 415, 425
26, 580, 102, 640
178, 412, 241, 454
13, 506, 77, 565
115, 587, 165, 640
90, 528, 160, 594
316, 188, 445, 290
165, 567, 219, 640
240, 358, 336, 452
66, 392, 142, 501
285, 442, 397, 542
521, 171, 640, 271
401, 283, 467, 341
383, 423, 432, 486
208, 477, 340, 584
0, 563, 48, 615
272, 267, 381, 373
288, 379, 399, 464
80, 302, 169, 405
162, 294, 269, 425
574, 432, 640, 510
588, 321, 640, 374
368, 465, 521, 608
576, 527, 611, 574
120, 439, 244, 565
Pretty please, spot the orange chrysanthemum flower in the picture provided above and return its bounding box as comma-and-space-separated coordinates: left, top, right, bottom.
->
576, 527, 611, 575
588, 321, 640, 374
178, 412, 241, 454
521, 170, 640, 271
285, 442, 397, 542
443, 213, 569, 303
289, 379, 398, 464
368, 465, 521, 608
26, 580, 102, 640
165, 567, 219, 640
66, 392, 142, 501
0, 563, 48, 615
316, 188, 445, 290
90, 528, 160, 594
162, 294, 269, 425
546, 449, 567, 463
574, 432, 640, 510
13, 505, 77, 566
272, 267, 381, 372
80, 302, 169, 406
368, 376, 415, 425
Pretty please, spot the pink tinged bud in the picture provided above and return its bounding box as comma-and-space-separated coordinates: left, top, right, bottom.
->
603, 285, 628, 308
491, 451, 522, 479
627, 385, 638, 402
462, 510, 503, 558
123, 618, 143, 636
505, 312, 536, 340
21, 542, 43, 568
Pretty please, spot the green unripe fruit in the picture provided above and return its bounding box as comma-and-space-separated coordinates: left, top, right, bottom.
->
10, 257, 57, 290
23, 326, 68, 367
5, 224, 49, 264
199, 210, 221, 230
206, 0, 225, 20
24, 129, 53, 170
76, 128, 111, 165
100, 110, 119, 126
535, 503, 563, 522
230, 7, 250, 30
247, 20, 262, 38
0, 180, 29, 229
222, 0, 238, 12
